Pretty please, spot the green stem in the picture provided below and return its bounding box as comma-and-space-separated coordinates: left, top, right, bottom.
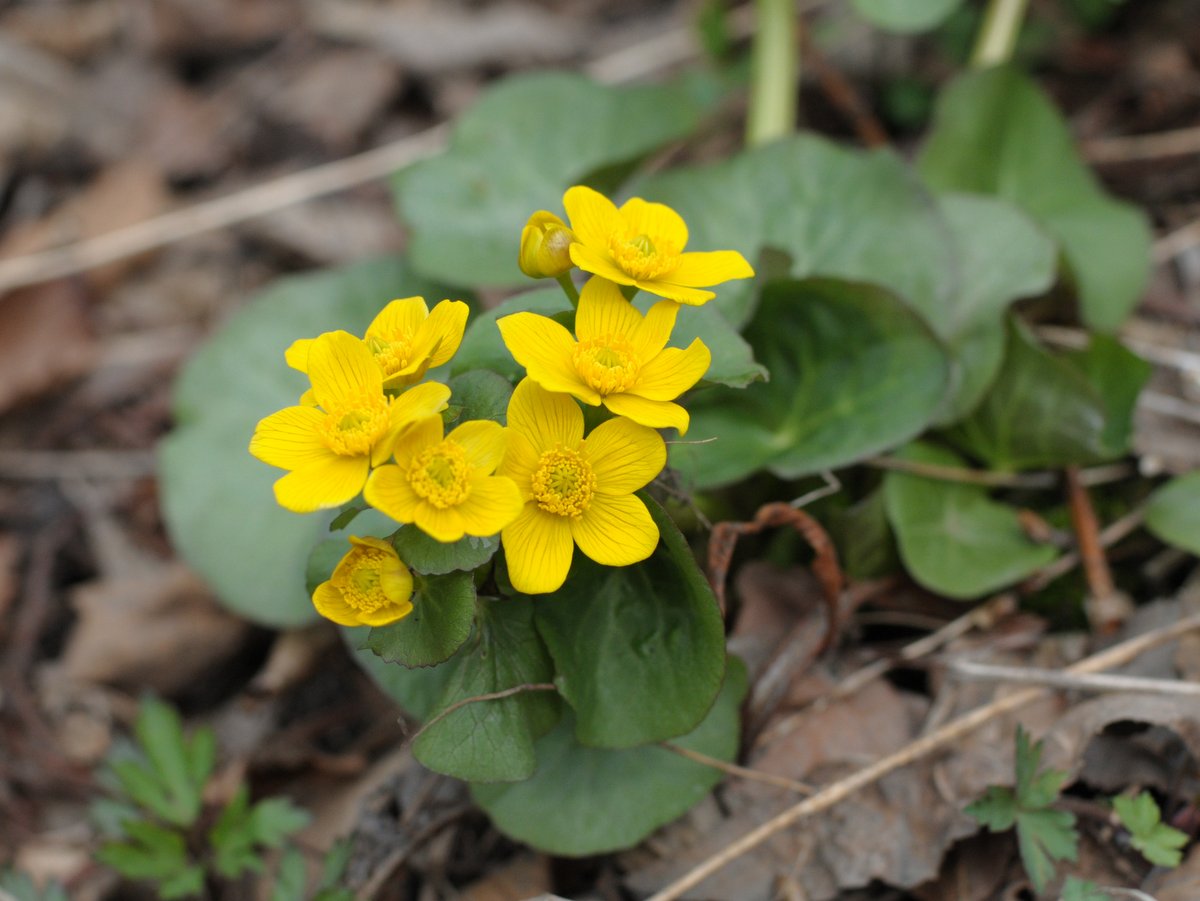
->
970, 0, 1030, 68
746, 0, 797, 147
555, 273, 580, 309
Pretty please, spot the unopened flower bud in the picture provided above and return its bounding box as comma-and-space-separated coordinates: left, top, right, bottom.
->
519, 211, 576, 279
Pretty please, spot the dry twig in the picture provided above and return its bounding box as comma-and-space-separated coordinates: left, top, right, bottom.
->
661, 742, 813, 794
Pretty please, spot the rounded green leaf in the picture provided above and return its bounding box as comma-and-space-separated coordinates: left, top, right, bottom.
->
919, 67, 1151, 332
883, 442, 1058, 598
343, 626, 454, 722
671, 278, 949, 489
365, 570, 477, 668
946, 320, 1151, 469
395, 72, 722, 287
640, 134, 957, 327
472, 657, 746, 857
159, 258, 460, 626
390, 526, 498, 576
852, 0, 962, 32
1145, 473, 1200, 556
446, 370, 513, 427
533, 494, 725, 749
413, 598, 561, 783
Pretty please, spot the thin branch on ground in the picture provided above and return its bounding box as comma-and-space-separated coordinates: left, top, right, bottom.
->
1023, 506, 1146, 592
661, 742, 813, 794
645, 611, 1200, 901
0, 449, 157, 480
1084, 125, 1200, 163
943, 659, 1200, 696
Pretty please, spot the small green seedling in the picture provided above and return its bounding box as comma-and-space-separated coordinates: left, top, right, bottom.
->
966, 725, 1079, 892
92, 697, 348, 899
1112, 791, 1189, 867
0, 869, 69, 901
1060, 876, 1109, 900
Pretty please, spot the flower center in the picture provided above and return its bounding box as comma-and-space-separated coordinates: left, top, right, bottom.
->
408, 440, 471, 508
531, 446, 596, 518
609, 230, 681, 280
368, 333, 417, 379
335, 547, 397, 613
319, 391, 391, 456
573, 335, 639, 395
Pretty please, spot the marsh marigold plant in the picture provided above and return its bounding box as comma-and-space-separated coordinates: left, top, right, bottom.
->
312, 536, 413, 626
365, 416, 523, 542
498, 378, 665, 594
249, 330, 450, 512
562, 185, 754, 305
498, 276, 710, 433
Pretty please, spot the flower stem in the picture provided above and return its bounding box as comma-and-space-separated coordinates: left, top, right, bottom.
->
556, 273, 580, 308
746, 0, 797, 147
970, 0, 1030, 68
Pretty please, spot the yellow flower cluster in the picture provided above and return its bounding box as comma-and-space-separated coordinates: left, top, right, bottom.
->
250, 186, 752, 621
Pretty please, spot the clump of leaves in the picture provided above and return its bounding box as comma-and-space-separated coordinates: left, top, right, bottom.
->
966, 725, 1078, 892
1113, 791, 1190, 867
92, 697, 351, 900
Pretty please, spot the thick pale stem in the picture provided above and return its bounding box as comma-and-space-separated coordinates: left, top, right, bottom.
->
555, 273, 580, 308
970, 0, 1031, 68
746, 0, 797, 147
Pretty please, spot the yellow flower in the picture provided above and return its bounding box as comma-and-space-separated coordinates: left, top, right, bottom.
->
498, 379, 664, 594
519, 211, 576, 279
250, 331, 450, 512
312, 536, 413, 626
364, 417, 523, 542
498, 277, 709, 434
562, 185, 754, 306
286, 297, 469, 389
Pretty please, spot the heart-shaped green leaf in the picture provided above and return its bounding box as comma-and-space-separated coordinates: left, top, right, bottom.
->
883, 442, 1058, 598
919, 66, 1151, 332
159, 258, 459, 626
1145, 473, 1200, 556
413, 597, 560, 783
671, 278, 949, 489
395, 72, 722, 287
366, 570, 477, 668
472, 657, 746, 856
533, 494, 725, 749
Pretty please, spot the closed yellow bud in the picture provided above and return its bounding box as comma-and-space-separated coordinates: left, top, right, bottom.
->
519, 211, 576, 279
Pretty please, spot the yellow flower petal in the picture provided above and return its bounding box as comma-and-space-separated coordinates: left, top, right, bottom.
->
356, 599, 414, 627
630, 299, 679, 359
498, 313, 598, 403
497, 432, 539, 500
458, 474, 523, 536
366, 296, 429, 344
502, 504, 574, 594
364, 463, 421, 523
667, 250, 755, 287
563, 185, 624, 249
390, 415, 444, 468
249, 406, 329, 470
634, 279, 715, 306
285, 338, 314, 373
506, 378, 584, 454
602, 393, 690, 434
274, 454, 369, 512
571, 493, 659, 566
583, 417, 666, 493
632, 340, 710, 401
575, 276, 642, 343
570, 243, 637, 289
379, 382, 452, 465
308, 331, 382, 410
311, 584, 364, 626
414, 503, 467, 543
422, 300, 470, 368
618, 197, 689, 250
448, 419, 508, 472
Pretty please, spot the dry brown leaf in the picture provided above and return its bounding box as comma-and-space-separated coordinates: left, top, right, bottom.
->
0, 160, 169, 290
0, 282, 96, 414
138, 83, 242, 181
457, 854, 552, 901
57, 561, 252, 695
912, 832, 1015, 901
0, 532, 22, 621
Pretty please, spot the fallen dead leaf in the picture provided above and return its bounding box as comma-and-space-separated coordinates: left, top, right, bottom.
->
0, 532, 22, 622
457, 854, 552, 901
912, 832, 1015, 901
0, 159, 169, 290
0, 282, 97, 415
56, 561, 252, 696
